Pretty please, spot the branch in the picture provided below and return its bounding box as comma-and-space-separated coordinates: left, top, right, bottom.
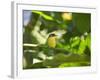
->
23, 43, 69, 54
23, 43, 38, 47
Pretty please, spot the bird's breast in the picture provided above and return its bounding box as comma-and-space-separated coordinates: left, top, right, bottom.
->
47, 37, 56, 48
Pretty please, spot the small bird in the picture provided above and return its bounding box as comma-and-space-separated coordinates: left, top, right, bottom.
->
47, 33, 57, 48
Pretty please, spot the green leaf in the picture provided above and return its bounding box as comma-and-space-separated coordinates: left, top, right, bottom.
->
32, 11, 53, 20
85, 34, 91, 49
77, 37, 86, 54
71, 37, 80, 47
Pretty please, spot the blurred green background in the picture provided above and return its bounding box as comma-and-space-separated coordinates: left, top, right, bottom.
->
23, 10, 91, 69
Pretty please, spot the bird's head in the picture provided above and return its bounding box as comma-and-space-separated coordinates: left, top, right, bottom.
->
49, 33, 57, 37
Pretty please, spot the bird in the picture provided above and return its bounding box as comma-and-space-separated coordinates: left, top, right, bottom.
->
47, 33, 57, 48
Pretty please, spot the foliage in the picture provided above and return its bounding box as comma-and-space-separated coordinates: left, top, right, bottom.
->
23, 10, 91, 69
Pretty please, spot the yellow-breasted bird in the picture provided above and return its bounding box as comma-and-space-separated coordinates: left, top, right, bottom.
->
47, 33, 57, 48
